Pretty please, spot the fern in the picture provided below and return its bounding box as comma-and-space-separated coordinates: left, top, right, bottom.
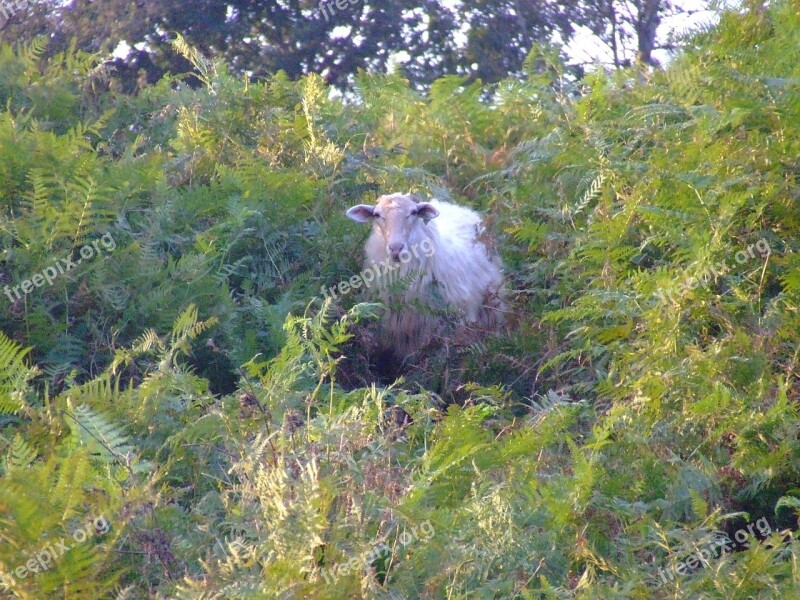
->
65, 403, 135, 465
0, 331, 37, 414
3, 433, 37, 472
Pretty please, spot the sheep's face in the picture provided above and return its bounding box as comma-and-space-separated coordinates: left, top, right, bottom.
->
347, 193, 439, 262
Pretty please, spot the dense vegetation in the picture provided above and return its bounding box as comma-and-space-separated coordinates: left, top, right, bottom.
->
1, 1, 800, 597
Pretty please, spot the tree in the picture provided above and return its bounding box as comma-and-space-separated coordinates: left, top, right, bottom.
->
455, 0, 579, 83
577, 0, 701, 68
0, 0, 709, 92
0, 0, 461, 92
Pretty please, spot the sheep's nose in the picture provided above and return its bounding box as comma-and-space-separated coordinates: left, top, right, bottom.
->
388, 242, 405, 255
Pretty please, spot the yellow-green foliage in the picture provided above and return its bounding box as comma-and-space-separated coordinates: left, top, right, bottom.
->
2, 1, 800, 598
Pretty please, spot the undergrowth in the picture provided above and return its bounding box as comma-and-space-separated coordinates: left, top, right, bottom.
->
1, 2, 800, 597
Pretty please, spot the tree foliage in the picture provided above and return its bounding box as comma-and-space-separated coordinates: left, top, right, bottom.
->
1, 0, 707, 91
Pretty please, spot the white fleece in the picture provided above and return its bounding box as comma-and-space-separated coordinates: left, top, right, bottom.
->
360, 197, 504, 354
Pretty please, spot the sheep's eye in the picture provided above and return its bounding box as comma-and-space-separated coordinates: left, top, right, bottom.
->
373, 212, 383, 219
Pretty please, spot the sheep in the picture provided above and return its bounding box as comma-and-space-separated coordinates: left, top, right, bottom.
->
346, 192, 505, 356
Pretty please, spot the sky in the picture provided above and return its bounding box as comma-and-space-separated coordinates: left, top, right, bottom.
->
389, 0, 732, 75
563, 0, 732, 68
112, 1, 736, 76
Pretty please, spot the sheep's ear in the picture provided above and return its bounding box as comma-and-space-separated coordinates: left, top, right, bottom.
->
346, 204, 375, 223
413, 202, 439, 223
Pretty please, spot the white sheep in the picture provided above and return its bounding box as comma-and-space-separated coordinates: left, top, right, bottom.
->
346, 192, 505, 355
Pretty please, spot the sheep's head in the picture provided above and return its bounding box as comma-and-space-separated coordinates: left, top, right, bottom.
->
347, 193, 439, 262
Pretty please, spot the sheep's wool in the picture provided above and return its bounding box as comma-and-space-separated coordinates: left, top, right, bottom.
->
347, 193, 505, 355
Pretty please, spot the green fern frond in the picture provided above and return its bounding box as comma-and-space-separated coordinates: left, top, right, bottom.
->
573, 172, 606, 217
172, 33, 215, 82
65, 403, 134, 465
3, 433, 37, 472
0, 331, 37, 414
